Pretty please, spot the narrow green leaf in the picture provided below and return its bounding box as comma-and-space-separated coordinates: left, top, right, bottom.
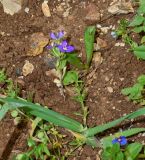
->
116, 151, 124, 160
0, 97, 84, 133
84, 26, 96, 66
84, 106, 145, 137
0, 104, 10, 120
125, 143, 142, 159
85, 136, 102, 148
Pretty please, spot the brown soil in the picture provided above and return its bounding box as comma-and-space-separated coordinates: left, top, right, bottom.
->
1, 0, 145, 159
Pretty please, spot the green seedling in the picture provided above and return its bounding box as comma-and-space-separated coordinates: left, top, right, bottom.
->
62, 70, 88, 126
0, 69, 7, 83
116, 0, 145, 60
15, 119, 67, 160
102, 142, 145, 160
0, 69, 20, 124
121, 75, 145, 104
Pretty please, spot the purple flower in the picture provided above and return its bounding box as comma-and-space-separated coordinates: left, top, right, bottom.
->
58, 40, 75, 53
50, 31, 64, 40
112, 136, 127, 146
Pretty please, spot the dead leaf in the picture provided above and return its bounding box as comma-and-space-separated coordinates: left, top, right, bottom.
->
27, 32, 49, 56
42, 1, 51, 17
22, 60, 34, 76
108, 0, 134, 14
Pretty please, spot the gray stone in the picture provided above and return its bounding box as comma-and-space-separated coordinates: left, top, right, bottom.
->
85, 3, 100, 23
0, 0, 27, 15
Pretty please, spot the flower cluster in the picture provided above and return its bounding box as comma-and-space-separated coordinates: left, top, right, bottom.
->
47, 31, 75, 53
112, 136, 127, 146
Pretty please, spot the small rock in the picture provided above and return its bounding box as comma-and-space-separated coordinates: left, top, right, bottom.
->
96, 24, 102, 29
105, 76, 110, 82
97, 38, 107, 48
56, 5, 64, 12
63, 7, 71, 17
45, 69, 58, 77
115, 42, 125, 47
119, 77, 124, 81
107, 87, 113, 93
100, 27, 110, 34
111, 31, 118, 39
53, 78, 62, 87
0, 0, 27, 15
24, 7, 29, 13
93, 52, 103, 66
85, 3, 100, 23
27, 32, 49, 56
108, 1, 134, 15
42, 1, 51, 17
22, 60, 34, 76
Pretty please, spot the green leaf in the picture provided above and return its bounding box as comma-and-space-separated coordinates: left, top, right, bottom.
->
137, 0, 145, 14
86, 136, 102, 148
116, 151, 124, 160
132, 26, 145, 33
125, 143, 142, 159
0, 103, 10, 120
58, 59, 67, 69
133, 45, 145, 59
141, 36, 145, 43
27, 138, 36, 147
66, 54, 85, 69
11, 110, 18, 118
0, 97, 84, 133
137, 74, 145, 85
51, 47, 61, 57
129, 15, 144, 27
63, 71, 78, 85
84, 26, 96, 66
43, 144, 50, 156
102, 147, 113, 160
84, 106, 145, 137
121, 83, 143, 100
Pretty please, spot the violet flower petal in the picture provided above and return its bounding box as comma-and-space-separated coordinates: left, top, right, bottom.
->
65, 45, 75, 52
50, 32, 57, 40
112, 136, 127, 146
57, 31, 64, 39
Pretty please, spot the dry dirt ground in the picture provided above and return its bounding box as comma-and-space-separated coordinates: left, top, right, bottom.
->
0, 0, 145, 159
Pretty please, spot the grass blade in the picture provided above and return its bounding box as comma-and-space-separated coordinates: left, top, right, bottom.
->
0, 97, 84, 133
84, 107, 145, 137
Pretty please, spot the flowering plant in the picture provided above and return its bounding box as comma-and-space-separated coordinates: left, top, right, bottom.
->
47, 31, 84, 96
